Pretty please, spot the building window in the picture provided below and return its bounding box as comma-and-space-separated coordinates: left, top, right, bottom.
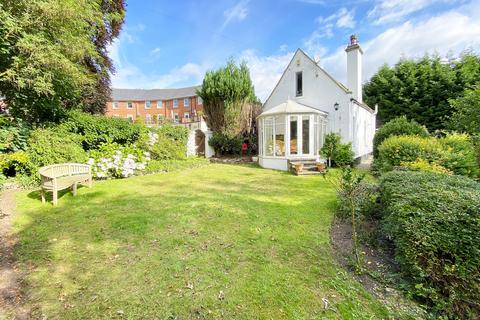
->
198, 96, 203, 105
127, 102, 133, 109
275, 115, 285, 156
157, 100, 162, 108
173, 99, 178, 108
173, 113, 179, 122
112, 101, 119, 109
146, 114, 152, 125
126, 115, 134, 122
145, 100, 151, 109
296, 71, 303, 97
184, 98, 189, 108
264, 117, 274, 156
185, 113, 190, 119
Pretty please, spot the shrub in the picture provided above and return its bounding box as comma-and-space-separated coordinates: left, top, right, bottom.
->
0, 117, 31, 153
60, 111, 144, 150
400, 158, 451, 175
320, 133, 354, 167
27, 128, 87, 167
137, 126, 188, 161
379, 171, 480, 318
373, 116, 429, 158
440, 133, 479, 178
377, 134, 479, 177
209, 133, 243, 155
87, 142, 150, 179
0, 151, 36, 177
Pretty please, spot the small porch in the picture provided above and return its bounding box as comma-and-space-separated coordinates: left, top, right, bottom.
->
257, 100, 328, 171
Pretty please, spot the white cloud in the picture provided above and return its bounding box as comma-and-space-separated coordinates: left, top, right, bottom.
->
320, 4, 480, 85
239, 49, 294, 102
150, 47, 161, 56
368, 0, 439, 25
222, 0, 250, 30
336, 8, 356, 28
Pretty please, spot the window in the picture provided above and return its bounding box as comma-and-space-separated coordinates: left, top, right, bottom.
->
173, 113, 179, 122
145, 100, 151, 109
146, 114, 152, 124
296, 71, 303, 96
264, 118, 274, 156
127, 102, 133, 109
185, 113, 190, 119
184, 98, 189, 108
126, 115, 134, 122
198, 96, 203, 105
173, 99, 178, 108
290, 116, 298, 155
302, 115, 310, 154
157, 100, 163, 108
112, 101, 119, 109
275, 115, 285, 156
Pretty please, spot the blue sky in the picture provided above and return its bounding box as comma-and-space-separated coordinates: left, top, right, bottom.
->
109, 0, 480, 101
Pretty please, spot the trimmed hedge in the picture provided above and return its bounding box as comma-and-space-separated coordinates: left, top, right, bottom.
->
373, 116, 429, 157
209, 133, 243, 155
379, 171, 480, 318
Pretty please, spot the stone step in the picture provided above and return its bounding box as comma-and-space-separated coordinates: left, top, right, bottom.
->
295, 170, 323, 176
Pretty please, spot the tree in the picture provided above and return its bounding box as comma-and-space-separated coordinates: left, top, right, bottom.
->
0, 0, 125, 123
364, 53, 480, 131
448, 86, 480, 135
196, 60, 258, 137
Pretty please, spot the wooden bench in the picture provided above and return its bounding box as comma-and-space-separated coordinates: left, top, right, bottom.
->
39, 163, 92, 206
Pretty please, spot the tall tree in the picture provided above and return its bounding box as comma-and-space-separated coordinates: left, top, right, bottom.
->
364, 53, 480, 131
197, 60, 258, 137
448, 85, 480, 135
0, 0, 125, 123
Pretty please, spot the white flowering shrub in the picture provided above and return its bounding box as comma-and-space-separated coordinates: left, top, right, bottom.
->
87, 142, 150, 179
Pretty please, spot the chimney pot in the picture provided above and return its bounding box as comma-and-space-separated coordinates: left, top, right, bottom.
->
350, 34, 358, 46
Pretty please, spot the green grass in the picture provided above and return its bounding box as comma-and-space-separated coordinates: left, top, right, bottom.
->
14, 164, 391, 319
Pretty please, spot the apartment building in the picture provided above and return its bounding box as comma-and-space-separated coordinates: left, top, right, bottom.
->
106, 86, 203, 125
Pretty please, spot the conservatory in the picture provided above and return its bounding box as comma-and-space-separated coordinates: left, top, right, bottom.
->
257, 100, 328, 171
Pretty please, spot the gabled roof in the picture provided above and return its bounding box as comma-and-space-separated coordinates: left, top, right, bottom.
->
111, 86, 200, 101
263, 48, 351, 107
258, 99, 328, 117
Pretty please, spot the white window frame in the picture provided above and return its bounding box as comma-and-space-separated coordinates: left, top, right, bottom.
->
198, 96, 203, 105
145, 100, 151, 109
127, 101, 133, 109
157, 100, 163, 108
126, 114, 134, 122
173, 99, 178, 108
173, 113, 179, 122
112, 101, 119, 109
185, 113, 190, 119
184, 98, 189, 108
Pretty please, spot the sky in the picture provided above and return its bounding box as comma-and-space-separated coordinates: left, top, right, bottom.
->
109, 0, 480, 101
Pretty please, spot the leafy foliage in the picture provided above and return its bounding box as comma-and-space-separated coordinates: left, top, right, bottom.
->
373, 116, 429, 158
448, 85, 480, 135
60, 111, 144, 150
376, 134, 479, 177
208, 133, 243, 156
0, 116, 31, 153
0, 151, 35, 177
0, 0, 125, 123
27, 128, 87, 167
364, 53, 480, 131
320, 133, 354, 167
379, 171, 480, 318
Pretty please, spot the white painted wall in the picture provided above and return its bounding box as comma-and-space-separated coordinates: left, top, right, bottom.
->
262, 49, 375, 159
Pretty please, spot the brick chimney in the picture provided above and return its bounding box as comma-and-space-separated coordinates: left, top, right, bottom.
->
345, 34, 363, 102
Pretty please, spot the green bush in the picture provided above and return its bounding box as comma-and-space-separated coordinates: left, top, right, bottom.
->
60, 111, 144, 150
0, 117, 31, 153
440, 133, 479, 178
209, 133, 243, 155
373, 116, 429, 158
0, 151, 36, 177
156, 124, 189, 145
320, 133, 354, 167
377, 134, 479, 177
27, 128, 87, 167
400, 158, 452, 175
379, 171, 480, 318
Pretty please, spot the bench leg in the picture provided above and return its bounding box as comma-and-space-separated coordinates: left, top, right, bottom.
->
53, 189, 58, 206
41, 190, 46, 204
72, 183, 78, 196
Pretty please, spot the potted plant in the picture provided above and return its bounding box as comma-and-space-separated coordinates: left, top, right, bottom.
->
293, 163, 304, 174
316, 162, 326, 173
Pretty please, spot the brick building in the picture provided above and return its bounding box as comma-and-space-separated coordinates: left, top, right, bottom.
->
106, 86, 203, 125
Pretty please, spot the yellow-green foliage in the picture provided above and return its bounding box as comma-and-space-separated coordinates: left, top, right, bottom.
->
400, 158, 451, 175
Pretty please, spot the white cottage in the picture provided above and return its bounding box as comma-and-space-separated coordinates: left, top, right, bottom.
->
257, 35, 377, 171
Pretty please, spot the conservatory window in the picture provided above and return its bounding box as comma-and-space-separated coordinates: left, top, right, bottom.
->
275, 115, 285, 156
264, 117, 274, 156
290, 116, 298, 155
302, 115, 310, 154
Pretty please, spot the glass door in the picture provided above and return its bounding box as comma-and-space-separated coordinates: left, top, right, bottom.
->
288, 114, 314, 157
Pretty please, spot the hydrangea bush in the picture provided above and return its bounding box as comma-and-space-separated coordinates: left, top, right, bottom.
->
87, 142, 150, 179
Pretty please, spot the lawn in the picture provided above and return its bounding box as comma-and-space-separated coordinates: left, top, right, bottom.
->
13, 164, 392, 319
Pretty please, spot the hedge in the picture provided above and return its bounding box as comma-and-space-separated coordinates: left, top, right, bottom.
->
379, 171, 480, 318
